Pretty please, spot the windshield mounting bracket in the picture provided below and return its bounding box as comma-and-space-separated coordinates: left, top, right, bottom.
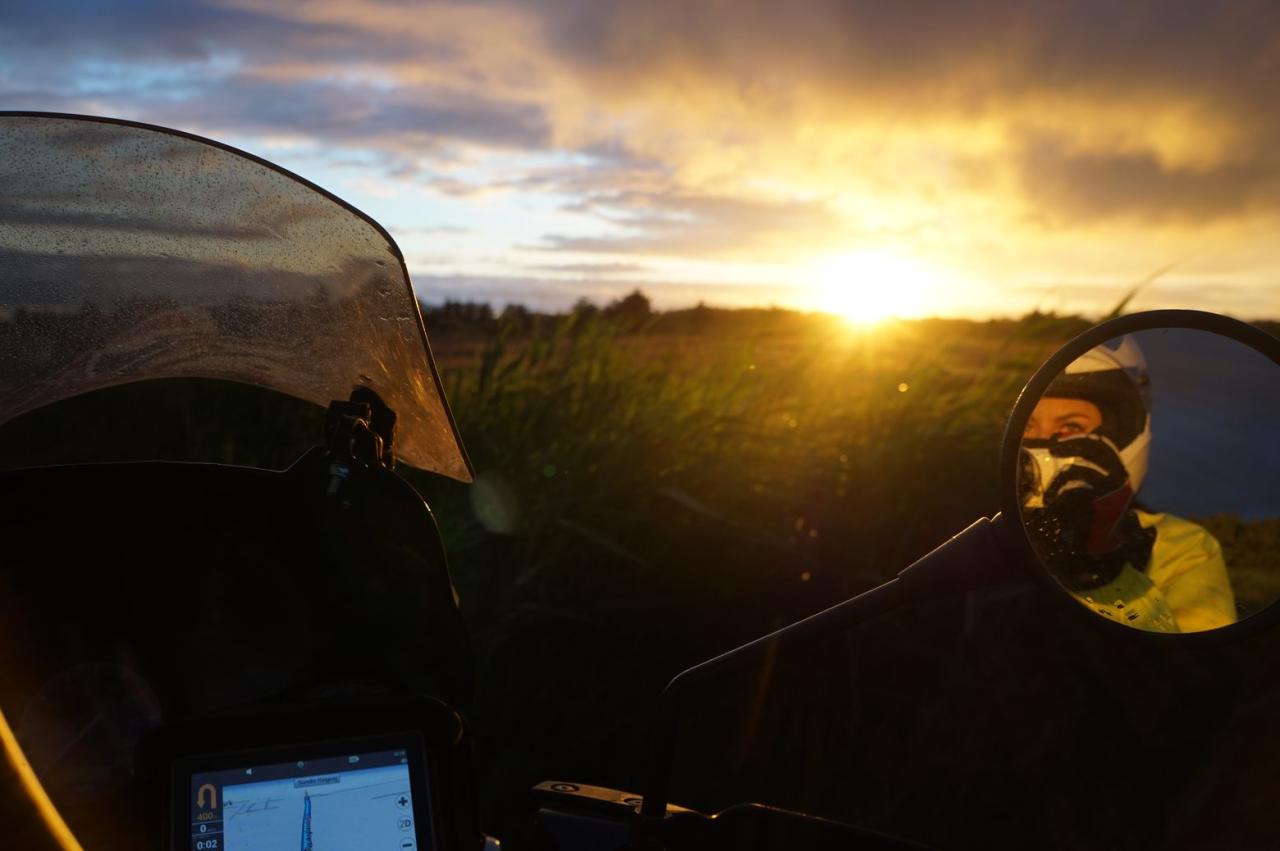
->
325, 388, 398, 474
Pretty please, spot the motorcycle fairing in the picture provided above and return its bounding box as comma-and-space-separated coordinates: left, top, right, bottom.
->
0, 113, 472, 481
0, 452, 472, 849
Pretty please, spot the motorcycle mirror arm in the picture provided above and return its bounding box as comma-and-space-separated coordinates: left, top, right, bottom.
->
638, 513, 1024, 821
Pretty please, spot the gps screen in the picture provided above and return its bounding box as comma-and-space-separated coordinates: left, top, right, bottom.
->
188, 741, 427, 851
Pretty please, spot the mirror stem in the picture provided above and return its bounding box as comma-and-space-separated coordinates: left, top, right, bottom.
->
639, 514, 1020, 820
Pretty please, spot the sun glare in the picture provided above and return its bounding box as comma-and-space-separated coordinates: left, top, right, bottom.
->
807, 250, 941, 325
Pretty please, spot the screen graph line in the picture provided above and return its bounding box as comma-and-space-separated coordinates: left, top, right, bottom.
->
300, 791, 312, 851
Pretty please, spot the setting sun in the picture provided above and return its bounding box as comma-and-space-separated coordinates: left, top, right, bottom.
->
807, 250, 942, 325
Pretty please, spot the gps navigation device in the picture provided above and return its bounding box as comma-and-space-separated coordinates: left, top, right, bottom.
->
181, 734, 431, 851
142, 700, 475, 851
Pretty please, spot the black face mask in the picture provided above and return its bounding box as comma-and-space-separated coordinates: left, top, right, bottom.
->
1019, 433, 1155, 591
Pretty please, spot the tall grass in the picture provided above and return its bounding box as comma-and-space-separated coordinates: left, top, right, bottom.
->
405, 311, 1076, 834
422, 312, 1063, 614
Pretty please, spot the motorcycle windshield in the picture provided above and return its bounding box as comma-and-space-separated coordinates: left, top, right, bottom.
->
0, 113, 472, 481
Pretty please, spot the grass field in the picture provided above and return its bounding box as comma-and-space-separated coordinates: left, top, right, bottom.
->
401, 308, 1095, 837
414, 309, 1067, 673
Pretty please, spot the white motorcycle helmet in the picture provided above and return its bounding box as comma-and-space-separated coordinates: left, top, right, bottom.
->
1022, 335, 1152, 505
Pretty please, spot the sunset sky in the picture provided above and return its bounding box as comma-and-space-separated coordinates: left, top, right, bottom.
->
4, 1, 1280, 319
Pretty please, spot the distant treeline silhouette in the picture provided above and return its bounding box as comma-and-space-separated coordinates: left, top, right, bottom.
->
423, 288, 654, 336
420, 290, 1107, 340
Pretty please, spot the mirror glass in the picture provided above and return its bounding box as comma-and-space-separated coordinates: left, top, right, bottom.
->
1016, 327, 1280, 633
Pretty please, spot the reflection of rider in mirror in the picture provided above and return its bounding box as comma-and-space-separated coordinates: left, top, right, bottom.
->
1019, 336, 1236, 633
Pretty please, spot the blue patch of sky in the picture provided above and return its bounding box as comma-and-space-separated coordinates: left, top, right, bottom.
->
72, 54, 239, 99
311, 67, 402, 93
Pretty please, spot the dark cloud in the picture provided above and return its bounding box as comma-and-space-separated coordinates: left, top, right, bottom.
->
533, 0, 1033, 89
530, 0, 1280, 112
534, 192, 842, 258
0, 0, 433, 70
1017, 138, 1279, 224
105, 75, 550, 155
1, 0, 269, 64
488, 149, 674, 199
1, 1, 549, 158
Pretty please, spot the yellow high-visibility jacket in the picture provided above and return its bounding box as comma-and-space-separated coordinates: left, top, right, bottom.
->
1069, 510, 1236, 634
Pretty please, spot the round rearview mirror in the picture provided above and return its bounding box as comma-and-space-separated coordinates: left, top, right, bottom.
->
1003, 311, 1280, 635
